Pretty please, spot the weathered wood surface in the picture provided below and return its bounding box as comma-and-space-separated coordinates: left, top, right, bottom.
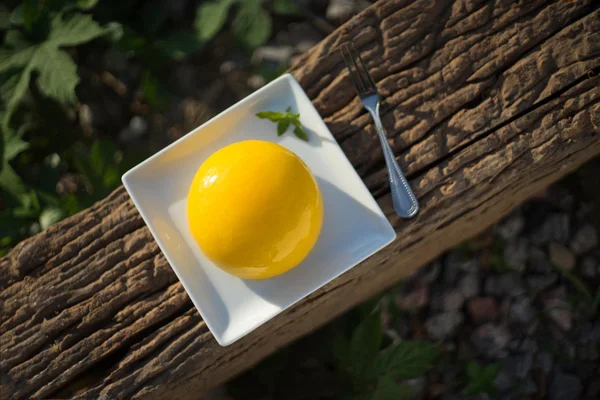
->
2, 0, 600, 398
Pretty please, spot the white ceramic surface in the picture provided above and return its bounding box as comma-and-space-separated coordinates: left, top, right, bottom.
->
122, 74, 396, 346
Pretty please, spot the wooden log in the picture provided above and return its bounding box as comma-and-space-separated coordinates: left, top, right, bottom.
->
1, 0, 599, 398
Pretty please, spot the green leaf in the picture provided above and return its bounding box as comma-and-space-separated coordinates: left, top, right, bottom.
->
0, 44, 37, 72
463, 362, 500, 396
90, 139, 116, 177
273, 0, 301, 15
140, 69, 170, 108
232, 5, 272, 49
157, 32, 204, 61
0, 5, 11, 30
35, 46, 79, 104
466, 361, 480, 380
371, 376, 412, 400
48, 12, 113, 47
350, 312, 382, 379
194, 0, 235, 42
0, 163, 27, 201
10, 1, 43, 32
139, 2, 167, 35
372, 341, 438, 380
291, 118, 308, 141
39, 207, 65, 230
276, 119, 290, 136
1, 12, 114, 130
3, 132, 29, 162
256, 111, 286, 122
76, 0, 99, 10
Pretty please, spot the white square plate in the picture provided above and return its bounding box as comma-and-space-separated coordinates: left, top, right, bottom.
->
122, 74, 395, 346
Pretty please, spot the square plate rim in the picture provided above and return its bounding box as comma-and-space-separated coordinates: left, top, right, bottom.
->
121, 73, 396, 346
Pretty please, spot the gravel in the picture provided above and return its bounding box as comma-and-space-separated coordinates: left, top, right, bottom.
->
471, 323, 510, 358
442, 289, 465, 311
569, 224, 598, 254
549, 372, 583, 400
484, 273, 526, 297
504, 238, 528, 272
467, 297, 498, 324
548, 242, 576, 270
424, 312, 464, 340
532, 213, 570, 245
458, 273, 479, 299
395, 286, 429, 312
526, 273, 557, 292
496, 212, 524, 240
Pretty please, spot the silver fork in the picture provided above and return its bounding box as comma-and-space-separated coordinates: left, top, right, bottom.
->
340, 43, 419, 219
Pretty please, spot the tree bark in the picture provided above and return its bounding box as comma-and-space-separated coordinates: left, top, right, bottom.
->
1, 0, 599, 399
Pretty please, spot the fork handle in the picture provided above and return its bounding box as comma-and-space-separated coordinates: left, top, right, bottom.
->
368, 109, 419, 218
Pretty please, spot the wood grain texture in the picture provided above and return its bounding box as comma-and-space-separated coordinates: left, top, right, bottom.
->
1, 0, 600, 398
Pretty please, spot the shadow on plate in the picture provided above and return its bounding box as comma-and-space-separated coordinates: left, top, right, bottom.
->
242, 177, 392, 308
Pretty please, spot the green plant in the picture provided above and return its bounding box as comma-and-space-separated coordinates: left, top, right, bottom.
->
0, 1, 117, 135
112, 1, 203, 108
333, 312, 439, 399
194, 0, 299, 50
463, 361, 500, 397
256, 107, 308, 141
0, 0, 123, 254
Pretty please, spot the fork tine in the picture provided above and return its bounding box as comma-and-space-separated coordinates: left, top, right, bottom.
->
340, 43, 365, 94
340, 42, 376, 95
350, 43, 376, 91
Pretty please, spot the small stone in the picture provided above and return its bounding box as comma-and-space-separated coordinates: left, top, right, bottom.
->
580, 257, 597, 278
406, 376, 426, 398
543, 298, 572, 331
526, 273, 557, 292
252, 45, 294, 66
118, 116, 148, 143
446, 251, 479, 275
458, 273, 479, 299
247, 74, 266, 89
395, 286, 429, 312
326, 0, 369, 22
458, 339, 477, 361
579, 321, 600, 343
535, 351, 553, 373
485, 273, 526, 297
500, 353, 533, 379
508, 338, 538, 353
493, 369, 514, 392
442, 289, 465, 311
467, 297, 499, 324
504, 238, 528, 272
528, 247, 553, 273
413, 261, 441, 286
519, 378, 538, 395
509, 296, 536, 326
549, 372, 583, 400
549, 242, 576, 270
497, 212, 525, 240
570, 224, 598, 255
471, 323, 510, 358
532, 213, 570, 245
220, 60, 238, 74
424, 312, 464, 340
